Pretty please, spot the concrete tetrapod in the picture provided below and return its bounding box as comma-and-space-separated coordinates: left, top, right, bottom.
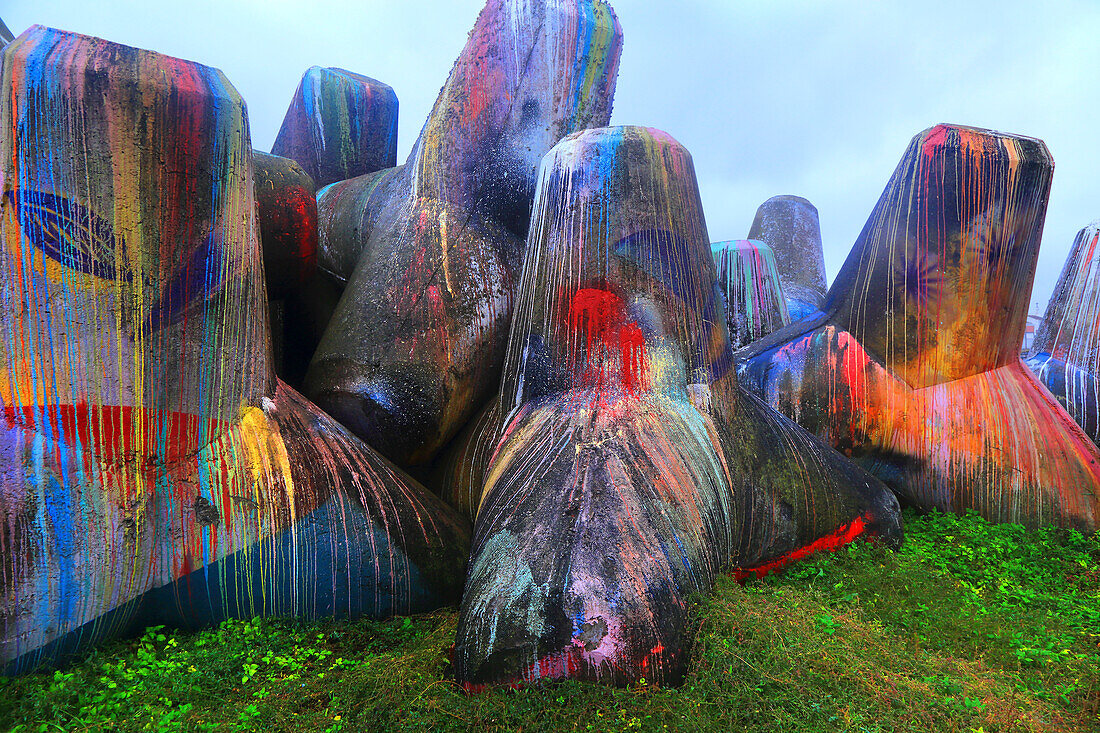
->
747, 195, 827, 321
711, 239, 790, 349
454, 126, 902, 690
271, 66, 398, 189
251, 151, 320, 382
305, 0, 623, 466
738, 124, 1100, 531
0, 27, 469, 675
1025, 222, 1100, 445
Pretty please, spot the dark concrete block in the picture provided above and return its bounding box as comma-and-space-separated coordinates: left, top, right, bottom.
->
253, 151, 318, 299
428, 400, 502, 521
747, 195, 827, 320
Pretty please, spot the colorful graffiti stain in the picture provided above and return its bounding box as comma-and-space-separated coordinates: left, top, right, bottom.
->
738, 124, 1100, 531
1026, 221, 1100, 445
0, 26, 469, 675
747, 195, 827, 321
271, 66, 398, 189
712, 239, 790, 348
453, 126, 901, 691
304, 0, 624, 467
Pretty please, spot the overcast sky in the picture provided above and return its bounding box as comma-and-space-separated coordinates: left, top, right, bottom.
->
4, 0, 1098, 314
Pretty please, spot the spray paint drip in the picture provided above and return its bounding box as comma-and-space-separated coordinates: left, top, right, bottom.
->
566, 287, 648, 398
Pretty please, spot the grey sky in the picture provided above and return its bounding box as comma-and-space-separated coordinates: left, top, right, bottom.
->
3, 0, 1098, 314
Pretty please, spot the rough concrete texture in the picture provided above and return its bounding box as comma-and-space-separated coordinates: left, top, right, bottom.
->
0, 26, 469, 675
429, 400, 502, 521
712, 239, 790, 348
738, 124, 1100, 531
454, 126, 901, 690
1026, 221, 1100, 444
747, 195, 828, 321
304, 0, 624, 467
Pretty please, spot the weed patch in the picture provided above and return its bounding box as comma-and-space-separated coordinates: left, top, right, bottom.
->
1, 509, 1096, 732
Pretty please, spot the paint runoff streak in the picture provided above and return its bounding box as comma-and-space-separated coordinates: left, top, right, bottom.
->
711, 239, 790, 348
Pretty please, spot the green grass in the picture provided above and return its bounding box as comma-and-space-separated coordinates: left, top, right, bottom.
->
2, 509, 1097, 732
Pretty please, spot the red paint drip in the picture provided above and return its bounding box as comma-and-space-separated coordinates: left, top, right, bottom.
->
567, 288, 649, 397
4, 403, 224, 463
732, 514, 871, 581
921, 124, 950, 158
267, 183, 318, 284
620, 322, 647, 395
461, 647, 584, 694
638, 641, 667, 677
